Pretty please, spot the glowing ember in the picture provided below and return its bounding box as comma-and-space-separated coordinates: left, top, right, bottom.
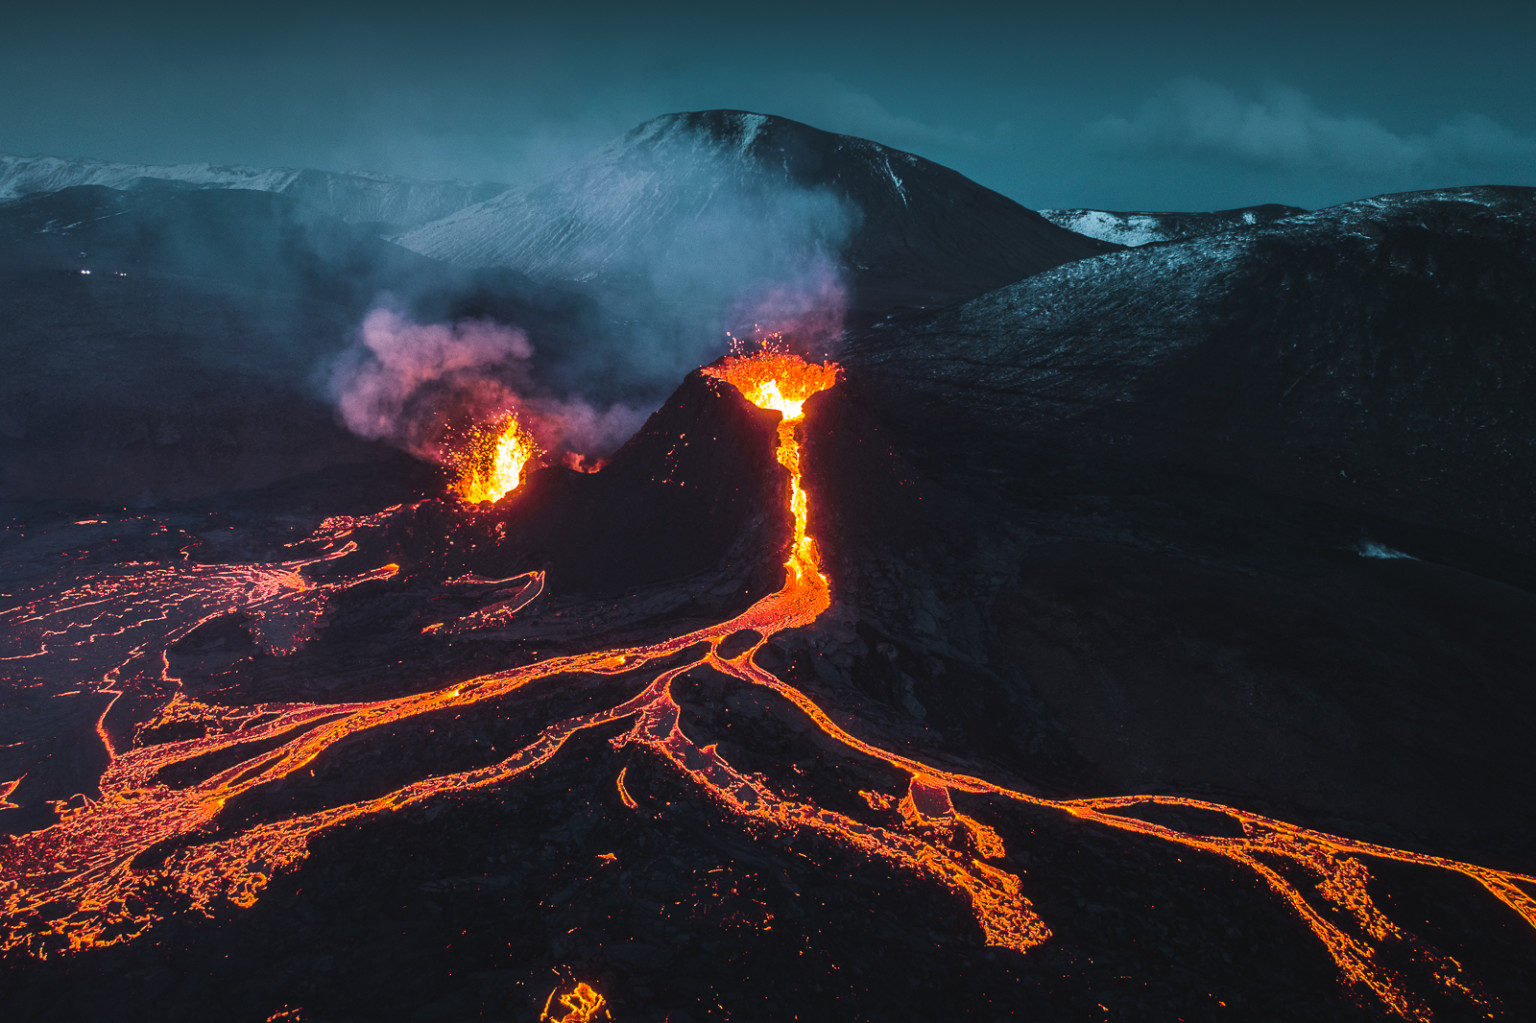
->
2, 349, 1534, 1022
451, 411, 540, 503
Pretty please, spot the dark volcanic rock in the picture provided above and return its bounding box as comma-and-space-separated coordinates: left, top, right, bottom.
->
809, 187, 1536, 873
459, 371, 790, 596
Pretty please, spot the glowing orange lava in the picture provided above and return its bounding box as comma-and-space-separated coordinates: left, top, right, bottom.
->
2, 351, 1534, 1022
540, 981, 610, 1022
451, 410, 540, 503
0, 777, 23, 813
702, 346, 838, 588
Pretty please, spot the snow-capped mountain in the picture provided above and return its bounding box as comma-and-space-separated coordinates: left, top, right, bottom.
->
0, 153, 506, 231
845, 186, 1536, 555
1039, 203, 1306, 246
397, 110, 1114, 315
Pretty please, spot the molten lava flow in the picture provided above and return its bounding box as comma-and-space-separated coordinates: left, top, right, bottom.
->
702, 347, 838, 591
615, 766, 638, 810
451, 411, 540, 503
540, 981, 609, 1023
0, 777, 23, 812
4, 350, 1536, 1021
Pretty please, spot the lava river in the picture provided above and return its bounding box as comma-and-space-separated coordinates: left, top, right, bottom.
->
2, 349, 1534, 1022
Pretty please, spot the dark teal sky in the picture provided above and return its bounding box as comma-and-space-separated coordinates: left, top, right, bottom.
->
3, 0, 1532, 211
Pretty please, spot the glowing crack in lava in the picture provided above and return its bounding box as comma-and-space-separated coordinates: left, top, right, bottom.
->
450, 409, 541, 503
2, 349, 1535, 1022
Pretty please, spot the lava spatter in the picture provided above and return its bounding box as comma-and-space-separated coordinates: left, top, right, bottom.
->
2, 350, 1533, 1021
451, 409, 541, 504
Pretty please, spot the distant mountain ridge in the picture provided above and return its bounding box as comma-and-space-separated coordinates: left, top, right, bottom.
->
0, 153, 508, 231
1040, 203, 1307, 246
397, 110, 1116, 315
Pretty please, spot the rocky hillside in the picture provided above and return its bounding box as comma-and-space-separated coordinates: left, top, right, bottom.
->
844, 186, 1536, 556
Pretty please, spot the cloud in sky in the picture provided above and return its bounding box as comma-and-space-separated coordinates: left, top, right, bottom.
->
1086, 78, 1536, 180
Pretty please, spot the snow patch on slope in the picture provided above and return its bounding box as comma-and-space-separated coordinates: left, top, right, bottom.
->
1041, 205, 1308, 248
1039, 209, 1168, 246
882, 158, 909, 207
735, 112, 769, 152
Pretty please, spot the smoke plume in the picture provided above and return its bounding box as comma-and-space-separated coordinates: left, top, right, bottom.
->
329, 306, 644, 467
729, 254, 850, 357
397, 113, 861, 407
333, 116, 861, 471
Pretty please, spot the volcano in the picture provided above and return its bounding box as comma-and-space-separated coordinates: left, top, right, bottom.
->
3, 117, 1536, 1023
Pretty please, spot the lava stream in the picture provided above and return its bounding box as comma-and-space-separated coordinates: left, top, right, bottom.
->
1, 349, 1533, 1022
